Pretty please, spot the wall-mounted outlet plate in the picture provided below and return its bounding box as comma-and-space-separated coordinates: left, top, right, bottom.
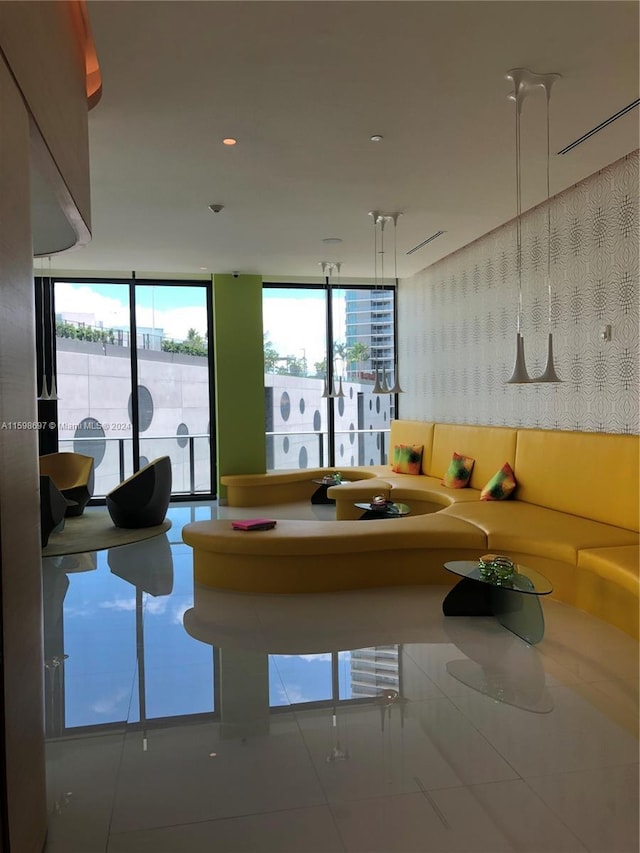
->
600, 324, 612, 342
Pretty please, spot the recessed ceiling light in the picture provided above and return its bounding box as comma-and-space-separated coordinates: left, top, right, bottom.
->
322, 237, 343, 245
199, 266, 208, 270
222, 137, 237, 146
370, 134, 383, 142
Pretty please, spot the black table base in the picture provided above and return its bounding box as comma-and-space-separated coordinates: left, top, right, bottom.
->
443, 576, 545, 645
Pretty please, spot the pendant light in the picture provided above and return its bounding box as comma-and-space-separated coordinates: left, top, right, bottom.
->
370, 211, 402, 394
319, 261, 343, 398
505, 69, 532, 384
37, 260, 51, 401
533, 72, 562, 383
388, 213, 404, 394
38, 257, 59, 400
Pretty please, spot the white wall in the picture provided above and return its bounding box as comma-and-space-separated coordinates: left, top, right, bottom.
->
399, 152, 639, 433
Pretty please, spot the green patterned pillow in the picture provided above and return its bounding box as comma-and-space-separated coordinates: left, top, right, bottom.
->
480, 462, 517, 501
441, 452, 475, 488
391, 444, 423, 475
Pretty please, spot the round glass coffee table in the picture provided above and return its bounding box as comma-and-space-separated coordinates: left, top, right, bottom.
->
443, 560, 553, 644
310, 478, 351, 505
354, 501, 410, 520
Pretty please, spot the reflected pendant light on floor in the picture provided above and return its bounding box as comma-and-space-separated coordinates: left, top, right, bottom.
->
534, 72, 562, 383
505, 69, 531, 384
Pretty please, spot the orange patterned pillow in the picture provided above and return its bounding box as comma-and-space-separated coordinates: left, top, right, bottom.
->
391, 444, 423, 475
480, 462, 517, 500
441, 452, 475, 488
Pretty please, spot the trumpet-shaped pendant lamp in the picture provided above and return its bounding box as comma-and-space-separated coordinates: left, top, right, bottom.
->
505, 69, 532, 384
38, 258, 59, 400
372, 366, 383, 394
369, 211, 403, 394
534, 72, 562, 383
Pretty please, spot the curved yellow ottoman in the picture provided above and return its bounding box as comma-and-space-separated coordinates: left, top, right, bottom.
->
182, 514, 487, 594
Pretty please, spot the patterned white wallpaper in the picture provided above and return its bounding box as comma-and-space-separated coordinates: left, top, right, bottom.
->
398, 151, 639, 434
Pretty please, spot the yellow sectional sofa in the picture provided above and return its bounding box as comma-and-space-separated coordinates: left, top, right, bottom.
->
185, 420, 639, 639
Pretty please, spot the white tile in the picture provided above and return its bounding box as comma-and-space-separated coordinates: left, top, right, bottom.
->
526, 764, 639, 853
110, 717, 326, 833
296, 697, 518, 804
538, 601, 639, 682
45, 734, 124, 853
449, 684, 639, 777
107, 805, 344, 853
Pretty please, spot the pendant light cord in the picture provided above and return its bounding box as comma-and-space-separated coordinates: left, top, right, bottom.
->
515, 89, 523, 335
545, 86, 552, 328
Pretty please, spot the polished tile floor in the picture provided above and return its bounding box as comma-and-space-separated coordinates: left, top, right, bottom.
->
42, 501, 639, 853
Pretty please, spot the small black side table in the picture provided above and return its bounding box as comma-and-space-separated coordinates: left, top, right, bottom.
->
310, 479, 350, 505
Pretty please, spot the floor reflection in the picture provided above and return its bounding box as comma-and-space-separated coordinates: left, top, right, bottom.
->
40, 502, 639, 853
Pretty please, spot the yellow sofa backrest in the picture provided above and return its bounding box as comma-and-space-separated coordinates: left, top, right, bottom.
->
515, 429, 639, 532
429, 423, 518, 489
389, 420, 435, 474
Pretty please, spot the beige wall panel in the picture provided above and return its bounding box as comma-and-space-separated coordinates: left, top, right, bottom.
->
0, 0, 91, 234
0, 54, 47, 853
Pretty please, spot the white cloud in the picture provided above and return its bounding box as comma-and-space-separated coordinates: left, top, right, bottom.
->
91, 687, 131, 715
172, 601, 191, 625
144, 597, 168, 615
55, 282, 207, 343
275, 653, 332, 662
99, 598, 136, 612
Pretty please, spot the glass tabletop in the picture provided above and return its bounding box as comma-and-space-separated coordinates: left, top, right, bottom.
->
354, 502, 410, 516
444, 560, 552, 595
311, 478, 351, 485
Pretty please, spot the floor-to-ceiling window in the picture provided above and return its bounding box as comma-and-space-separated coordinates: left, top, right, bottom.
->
48, 278, 214, 497
263, 282, 397, 470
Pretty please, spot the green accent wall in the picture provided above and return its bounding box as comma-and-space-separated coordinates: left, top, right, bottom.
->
213, 274, 265, 499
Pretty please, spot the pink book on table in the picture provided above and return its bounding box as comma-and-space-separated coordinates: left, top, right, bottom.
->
231, 518, 277, 531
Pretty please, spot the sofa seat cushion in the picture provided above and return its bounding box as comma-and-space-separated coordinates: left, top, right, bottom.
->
327, 477, 393, 500
385, 475, 482, 506
441, 502, 639, 565
577, 546, 640, 596
183, 513, 486, 557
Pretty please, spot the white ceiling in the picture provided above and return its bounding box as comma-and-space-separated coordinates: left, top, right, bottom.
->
52, 0, 639, 281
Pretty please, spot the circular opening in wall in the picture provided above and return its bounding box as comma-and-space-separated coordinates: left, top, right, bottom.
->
376, 397, 381, 414
139, 456, 150, 469
283, 436, 290, 453
280, 392, 291, 421
369, 457, 375, 465
369, 399, 373, 411
128, 385, 154, 432
349, 387, 354, 399
313, 410, 321, 431
73, 417, 106, 467
376, 434, 380, 449
384, 412, 387, 421
340, 443, 344, 457
349, 424, 355, 444
176, 422, 189, 449
299, 397, 305, 415
338, 396, 345, 416
350, 455, 355, 466
299, 446, 308, 468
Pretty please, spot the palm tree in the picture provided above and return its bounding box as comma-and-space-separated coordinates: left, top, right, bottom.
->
347, 342, 370, 379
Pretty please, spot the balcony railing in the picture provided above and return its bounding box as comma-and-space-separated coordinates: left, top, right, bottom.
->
59, 434, 211, 497
266, 428, 389, 471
